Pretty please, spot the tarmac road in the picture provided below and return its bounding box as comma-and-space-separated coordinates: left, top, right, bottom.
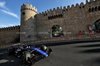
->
1, 41, 100, 66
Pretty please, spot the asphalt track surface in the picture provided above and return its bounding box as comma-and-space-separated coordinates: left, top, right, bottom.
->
1, 41, 100, 66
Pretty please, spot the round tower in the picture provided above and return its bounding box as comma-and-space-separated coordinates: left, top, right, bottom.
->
21, 3, 37, 25
20, 3, 37, 42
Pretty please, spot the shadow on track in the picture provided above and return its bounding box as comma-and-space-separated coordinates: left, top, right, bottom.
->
93, 58, 100, 64
76, 44, 100, 48
78, 48, 100, 53
31, 39, 100, 47
0, 48, 30, 66
0, 53, 21, 66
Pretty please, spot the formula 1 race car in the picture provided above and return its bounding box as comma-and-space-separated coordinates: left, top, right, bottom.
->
7, 44, 52, 64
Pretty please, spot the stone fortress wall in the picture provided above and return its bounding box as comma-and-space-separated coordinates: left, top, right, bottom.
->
0, 0, 100, 45
0, 26, 20, 45
36, 0, 100, 39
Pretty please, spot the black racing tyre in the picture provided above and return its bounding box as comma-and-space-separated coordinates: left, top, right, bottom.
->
22, 51, 31, 64
48, 48, 52, 56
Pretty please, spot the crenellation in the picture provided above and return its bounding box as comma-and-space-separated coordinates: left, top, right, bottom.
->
63, 6, 66, 10
21, 3, 37, 13
86, 0, 88, 4
23, 4, 25, 6
57, 7, 60, 10
33, 6, 35, 9
50, 9, 52, 11
30, 4, 32, 7
0, 25, 20, 32
45, 11, 48, 13
37, 13, 42, 16
42, 12, 44, 14
75, 3, 79, 7
53, 8, 56, 11
21, 4, 25, 7
67, 5, 70, 9
26, 3, 29, 6
38, 6, 68, 17
90, 0, 94, 2
71, 4, 74, 8
39, 13, 41, 15
60, 6, 62, 9
80, 2, 84, 7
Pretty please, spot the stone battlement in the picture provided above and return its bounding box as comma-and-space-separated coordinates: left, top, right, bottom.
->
0, 25, 20, 32
37, 2, 85, 16
87, 0, 100, 3
37, 0, 100, 16
37, 0, 100, 18
21, 3, 37, 13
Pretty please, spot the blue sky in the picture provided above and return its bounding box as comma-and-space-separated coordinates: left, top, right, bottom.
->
0, 0, 87, 28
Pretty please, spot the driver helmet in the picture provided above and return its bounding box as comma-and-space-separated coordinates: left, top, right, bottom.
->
41, 45, 47, 51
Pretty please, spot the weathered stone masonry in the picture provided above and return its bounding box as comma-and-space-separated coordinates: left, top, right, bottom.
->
0, 0, 100, 44
0, 26, 20, 45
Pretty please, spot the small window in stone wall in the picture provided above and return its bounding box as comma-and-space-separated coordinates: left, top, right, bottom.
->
22, 12, 25, 15
88, 6, 100, 12
44, 14, 47, 16
89, 8, 91, 12
83, 6, 84, 8
48, 14, 62, 19
95, 7, 97, 11
92, 8, 94, 12
98, 6, 100, 11
66, 9, 68, 11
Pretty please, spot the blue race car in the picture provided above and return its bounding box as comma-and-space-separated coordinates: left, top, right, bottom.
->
8, 44, 52, 64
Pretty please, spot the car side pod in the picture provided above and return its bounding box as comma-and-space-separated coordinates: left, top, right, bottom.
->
30, 47, 48, 57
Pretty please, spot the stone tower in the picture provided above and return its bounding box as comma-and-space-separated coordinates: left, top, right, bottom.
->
20, 3, 37, 42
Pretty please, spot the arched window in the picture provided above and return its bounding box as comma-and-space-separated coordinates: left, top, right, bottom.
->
52, 25, 64, 37
95, 7, 97, 11
89, 8, 91, 12
92, 8, 94, 12
98, 6, 100, 11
